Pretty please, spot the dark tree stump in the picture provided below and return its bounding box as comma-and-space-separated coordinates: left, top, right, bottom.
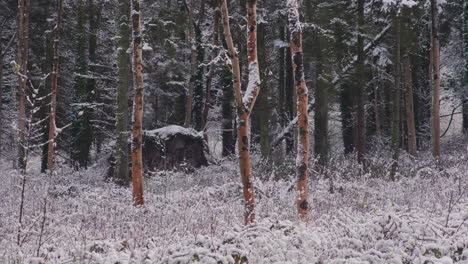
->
142, 125, 209, 172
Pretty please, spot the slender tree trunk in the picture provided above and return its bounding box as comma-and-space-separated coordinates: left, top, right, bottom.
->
278, 25, 286, 151
0, 25, 16, 156
184, 0, 196, 128
114, 0, 132, 185
88, 0, 102, 153
390, 12, 401, 181
47, 0, 63, 174
40, 21, 53, 174
374, 83, 381, 138
17, 0, 30, 171
285, 37, 295, 154
71, 1, 92, 169
431, 0, 441, 158
221, 66, 235, 157
288, 0, 310, 219
341, 83, 355, 154
0, 27, 15, 156
463, 0, 468, 134
356, 0, 366, 164
201, 11, 219, 132
193, 25, 205, 131
314, 41, 328, 165
131, 0, 144, 206
253, 22, 270, 159
220, 0, 261, 225
219, 18, 235, 157
0, 54, 3, 154
404, 55, 417, 156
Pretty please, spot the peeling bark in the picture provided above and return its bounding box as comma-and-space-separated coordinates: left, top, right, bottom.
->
131, 0, 144, 206
219, 0, 261, 225
288, 0, 310, 219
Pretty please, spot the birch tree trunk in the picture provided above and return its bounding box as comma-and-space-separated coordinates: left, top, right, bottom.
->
114, 0, 132, 185
219, 0, 261, 225
17, 0, 30, 171
390, 12, 401, 181
47, 0, 63, 174
131, 0, 144, 206
287, 0, 310, 219
431, 0, 441, 158
404, 55, 417, 156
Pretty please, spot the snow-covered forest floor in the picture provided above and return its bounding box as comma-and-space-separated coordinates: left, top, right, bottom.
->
1, 137, 468, 264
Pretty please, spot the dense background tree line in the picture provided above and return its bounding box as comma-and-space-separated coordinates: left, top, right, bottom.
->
0, 0, 467, 212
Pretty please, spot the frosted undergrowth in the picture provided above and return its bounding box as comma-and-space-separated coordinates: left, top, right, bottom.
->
0, 151, 467, 264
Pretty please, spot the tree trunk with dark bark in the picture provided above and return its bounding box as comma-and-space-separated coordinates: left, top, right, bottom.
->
184, 0, 196, 128
404, 55, 417, 156
463, 0, 468, 134
0, 54, 3, 154
113, 0, 132, 186
46, 0, 63, 175
201, 11, 219, 132
431, 0, 441, 158
390, 12, 401, 181
355, 0, 366, 164
17, 0, 30, 171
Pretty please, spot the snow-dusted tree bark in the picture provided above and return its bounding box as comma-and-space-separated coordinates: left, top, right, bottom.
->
219, 0, 261, 224
17, 0, 30, 170
46, 0, 63, 174
404, 55, 417, 157
288, 0, 310, 219
390, 12, 401, 181
113, 0, 132, 185
131, 0, 144, 206
463, 0, 468, 134
430, 0, 441, 158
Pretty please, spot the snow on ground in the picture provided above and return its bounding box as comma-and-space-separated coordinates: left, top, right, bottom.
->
0, 145, 467, 263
